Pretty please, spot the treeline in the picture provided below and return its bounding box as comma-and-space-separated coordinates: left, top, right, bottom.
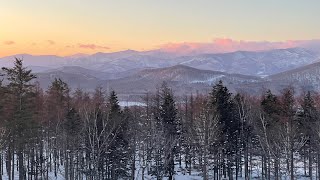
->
0, 58, 320, 180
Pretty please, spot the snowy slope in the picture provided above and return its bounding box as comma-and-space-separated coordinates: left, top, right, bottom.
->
1, 48, 318, 76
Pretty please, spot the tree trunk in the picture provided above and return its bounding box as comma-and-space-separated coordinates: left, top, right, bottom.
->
309, 149, 313, 179
18, 147, 25, 180
261, 156, 264, 180
131, 150, 136, 180
267, 156, 270, 180
11, 144, 14, 180
318, 152, 320, 180
6, 145, 12, 180
304, 147, 307, 176
290, 144, 294, 180
203, 153, 208, 180
275, 158, 279, 180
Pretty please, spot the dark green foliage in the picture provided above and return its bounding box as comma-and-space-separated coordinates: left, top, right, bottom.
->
160, 85, 178, 136
107, 90, 130, 179
299, 91, 319, 146
2, 58, 36, 96
2, 58, 38, 140
160, 83, 178, 180
210, 81, 239, 154
46, 78, 70, 108
280, 88, 295, 117
2, 58, 38, 180
300, 91, 318, 125
261, 90, 281, 119
64, 108, 82, 137
108, 90, 121, 117
46, 78, 70, 130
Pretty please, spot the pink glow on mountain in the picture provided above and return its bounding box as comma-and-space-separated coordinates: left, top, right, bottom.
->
160, 39, 320, 55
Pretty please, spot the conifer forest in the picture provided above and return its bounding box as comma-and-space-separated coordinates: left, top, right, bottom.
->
2, 58, 320, 180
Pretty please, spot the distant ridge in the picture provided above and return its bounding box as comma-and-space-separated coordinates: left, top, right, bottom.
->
1, 47, 318, 76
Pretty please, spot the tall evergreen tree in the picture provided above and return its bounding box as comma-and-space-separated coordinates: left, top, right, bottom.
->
299, 91, 319, 179
64, 108, 82, 141
279, 88, 297, 180
209, 80, 239, 179
46, 78, 70, 130
107, 90, 130, 179
160, 83, 178, 180
45, 78, 70, 178
2, 58, 37, 180
260, 89, 283, 180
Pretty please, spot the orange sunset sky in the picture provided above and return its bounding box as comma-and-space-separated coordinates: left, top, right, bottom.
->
1, 0, 320, 57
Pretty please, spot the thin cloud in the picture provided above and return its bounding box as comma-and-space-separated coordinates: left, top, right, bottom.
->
159, 38, 320, 55
3, 41, 15, 45
66, 45, 74, 48
78, 43, 110, 50
47, 40, 55, 45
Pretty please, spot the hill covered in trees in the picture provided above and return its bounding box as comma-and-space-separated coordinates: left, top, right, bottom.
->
1, 58, 320, 179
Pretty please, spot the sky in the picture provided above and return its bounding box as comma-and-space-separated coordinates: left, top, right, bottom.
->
0, 0, 319, 57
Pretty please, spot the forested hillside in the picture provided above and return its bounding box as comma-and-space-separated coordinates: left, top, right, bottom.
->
1, 58, 320, 179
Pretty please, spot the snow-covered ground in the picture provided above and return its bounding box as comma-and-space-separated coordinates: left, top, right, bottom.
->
1, 152, 319, 179
119, 101, 146, 107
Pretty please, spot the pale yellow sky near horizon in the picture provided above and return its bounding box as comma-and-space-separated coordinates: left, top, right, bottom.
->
1, 0, 319, 56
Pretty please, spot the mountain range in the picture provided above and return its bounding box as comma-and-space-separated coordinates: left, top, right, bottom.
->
1, 47, 320, 99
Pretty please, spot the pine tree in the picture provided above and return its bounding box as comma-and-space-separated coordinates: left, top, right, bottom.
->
160, 83, 178, 180
260, 89, 282, 180
0, 79, 6, 133
63, 108, 82, 180
299, 91, 319, 179
279, 88, 296, 179
209, 80, 239, 179
0, 79, 7, 180
2, 58, 37, 180
107, 90, 130, 179
46, 78, 70, 130
64, 108, 82, 140
122, 106, 138, 180
45, 78, 70, 179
